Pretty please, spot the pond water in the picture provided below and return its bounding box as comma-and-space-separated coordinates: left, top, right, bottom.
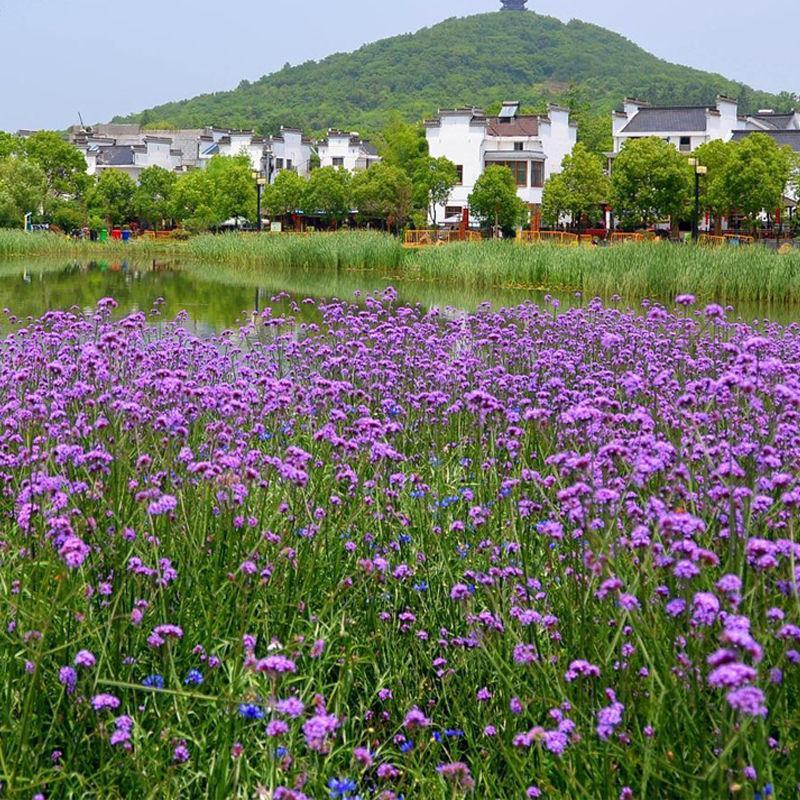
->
1, 257, 798, 331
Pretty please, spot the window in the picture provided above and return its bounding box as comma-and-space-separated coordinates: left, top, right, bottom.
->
275, 158, 284, 169
530, 161, 544, 188
679, 136, 691, 152
455, 165, 464, 184
332, 157, 344, 167
444, 206, 463, 220
514, 142, 524, 151
286, 159, 293, 169
492, 161, 528, 187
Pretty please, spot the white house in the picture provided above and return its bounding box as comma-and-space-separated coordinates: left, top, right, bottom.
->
201, 127, 314, 181
70, 124, 211, 171
424, 101, 577, 224
612, 95, 741, 154
317, 131, 380, 172
76, 135, 182, 181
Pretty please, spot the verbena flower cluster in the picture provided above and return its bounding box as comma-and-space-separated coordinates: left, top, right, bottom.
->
2, 291, 798, 798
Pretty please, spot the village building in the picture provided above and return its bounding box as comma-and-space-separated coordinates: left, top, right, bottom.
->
199, 127, 315, 180
612, 95, 742, 154
317, 131, 380, 172
75, 135, 182, 181
423, 101, 577, 224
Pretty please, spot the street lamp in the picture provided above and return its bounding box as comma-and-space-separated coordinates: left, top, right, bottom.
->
252, 170, 267, 232
688, 158, 708, 243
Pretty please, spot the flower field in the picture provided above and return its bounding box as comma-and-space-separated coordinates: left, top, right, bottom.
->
2, 292, 799, 799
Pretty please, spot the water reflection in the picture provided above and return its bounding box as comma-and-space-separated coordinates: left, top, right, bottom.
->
1, 257, 798, 332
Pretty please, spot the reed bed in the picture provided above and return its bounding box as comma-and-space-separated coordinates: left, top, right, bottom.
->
0, 230, 177, 259
185, 230, 405, 271
410, 241, 800, 306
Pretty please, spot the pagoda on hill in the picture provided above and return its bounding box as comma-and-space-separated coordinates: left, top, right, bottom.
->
500, 0, 528, 9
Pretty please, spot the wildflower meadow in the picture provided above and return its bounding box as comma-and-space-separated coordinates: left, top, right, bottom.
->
1, 291, 799, 799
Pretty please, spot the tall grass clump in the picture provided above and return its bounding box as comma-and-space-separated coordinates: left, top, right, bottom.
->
2, 294, 799, 797
0, 229, 179, 259
185, 230, 405, 271
410, 240, 800, 305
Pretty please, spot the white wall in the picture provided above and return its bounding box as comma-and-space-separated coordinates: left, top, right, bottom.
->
425, 106, 577, 223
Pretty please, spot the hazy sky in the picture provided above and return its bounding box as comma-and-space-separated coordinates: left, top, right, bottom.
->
1, 0, 797, 131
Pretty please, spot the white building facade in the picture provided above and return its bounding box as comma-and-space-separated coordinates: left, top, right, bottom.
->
612, 96, 741, 154
317, 131, 380, 172
202, 128, 314, 181
424, 101, 577, 224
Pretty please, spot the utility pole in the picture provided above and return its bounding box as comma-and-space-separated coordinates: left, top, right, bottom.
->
688, 158, 707, 243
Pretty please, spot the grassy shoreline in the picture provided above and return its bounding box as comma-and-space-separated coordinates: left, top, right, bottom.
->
4, 229, 800, 306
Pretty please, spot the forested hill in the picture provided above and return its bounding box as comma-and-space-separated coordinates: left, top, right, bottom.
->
115, 11, 790, 136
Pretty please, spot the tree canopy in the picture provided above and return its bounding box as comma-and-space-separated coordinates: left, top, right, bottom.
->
304, 167, 352, 225
542, 143, 609, 230
611, 137, 693, 228
721, 134, 792, 230
468, 165, 528, 235
352, 162, 413, 231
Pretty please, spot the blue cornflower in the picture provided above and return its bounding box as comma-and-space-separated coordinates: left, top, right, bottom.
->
398, 533, 412, 544
399, 739, 414, 753
274, 746, 288, 758
142, 674, 164, 689
238, 703, 265, 720
432, 731, 443, 743
413, 581, 428, 592
445, 728, 464, 737
327, 776, 358, 798
184, 669, 204, 685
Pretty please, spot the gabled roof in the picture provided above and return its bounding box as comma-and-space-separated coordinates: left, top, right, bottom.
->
731, 129, 800, 152
748, 112, 798, 131
621, 106, 709, 134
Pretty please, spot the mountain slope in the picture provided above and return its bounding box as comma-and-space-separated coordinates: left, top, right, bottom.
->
115, 12, 789, 136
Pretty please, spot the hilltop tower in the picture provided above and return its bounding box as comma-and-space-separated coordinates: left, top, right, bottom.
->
500, 0, 528, 9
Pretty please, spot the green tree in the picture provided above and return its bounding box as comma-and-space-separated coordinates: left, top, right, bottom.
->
693, 139, 734, 233
0, 132, 19, 160
86, 170, 137, 226
23, 131, 89, 198
0, 156, 47, 228
172, 169, 217, 232
352, 162, 413, 231
611, 137, 693, 228
305, 167, 352, 227
721, 133, 792, 235
377, 114, 428, 179
541, 171, 571, 228
205, 154, 257, 225
262, 169, 308, 223
544, 143, 609, 234
468, 165, 528, 236
414, 156, 458, 225
133, 166, 177, 230
47, 198, 88, 232
562, 86, 612, 155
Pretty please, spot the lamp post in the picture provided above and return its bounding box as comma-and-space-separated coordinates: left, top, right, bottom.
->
688, 158, 708, 243
252, 170, 267, 232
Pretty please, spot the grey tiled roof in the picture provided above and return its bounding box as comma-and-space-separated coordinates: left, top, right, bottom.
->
731, 129, 800, 152
748, 113, 797, 130
622, 107, 709, 134
96, 146, 135, 166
